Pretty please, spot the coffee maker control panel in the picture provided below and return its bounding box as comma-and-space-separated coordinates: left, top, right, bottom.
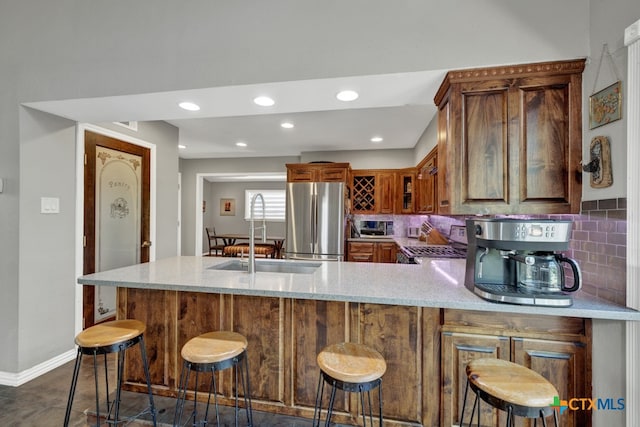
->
472, 219, 572, 251
513, 223, 561, 240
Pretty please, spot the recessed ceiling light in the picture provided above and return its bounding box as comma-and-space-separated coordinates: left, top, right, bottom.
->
336, 90, 359, 102
236, 141, 247, 147
281, 122, 294, 129
370, 136, 383, 143
253, 96, 275, 107
178, 144, 187, 149
178, 102, 200, 111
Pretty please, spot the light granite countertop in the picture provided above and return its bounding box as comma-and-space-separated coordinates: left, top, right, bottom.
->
77, 256, 640, 321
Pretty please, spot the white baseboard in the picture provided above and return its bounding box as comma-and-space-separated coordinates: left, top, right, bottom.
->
0, 349, 76, 387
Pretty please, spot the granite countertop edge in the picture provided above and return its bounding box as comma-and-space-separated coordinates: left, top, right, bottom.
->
77, 256, 640, 322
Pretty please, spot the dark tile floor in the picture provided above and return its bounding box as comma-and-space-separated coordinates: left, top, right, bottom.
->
0, 354, 331, 426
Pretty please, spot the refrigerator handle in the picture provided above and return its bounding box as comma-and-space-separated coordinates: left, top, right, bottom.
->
312, 192, 318, 253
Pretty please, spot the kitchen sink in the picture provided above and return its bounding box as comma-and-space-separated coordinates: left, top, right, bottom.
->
209, 259, 321, 274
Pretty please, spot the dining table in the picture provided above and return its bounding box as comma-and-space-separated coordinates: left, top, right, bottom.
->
213, 234, 285, 259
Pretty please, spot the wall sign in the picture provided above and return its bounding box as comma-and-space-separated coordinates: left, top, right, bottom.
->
589, 81, 622, 129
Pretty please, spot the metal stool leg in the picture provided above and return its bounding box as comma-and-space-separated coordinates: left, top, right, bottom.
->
312, 372, 324, 427
378, 380, 383, 427
103, 353, 110, 420
539, 408, 547, 427
63, 349, 83, 427
325, 382, 337, 427
241, 352, 253, 426
234, 358, 239, 427
359, 386, 367, 426
113, 344, 125, 424
139, 335, 157, 425
92, 352, 101, 426
193, 370, 200, 425
459, 379, 470, 427
173, 362, 190, 427
203, 367, 215, 424
367, 389, 374, 426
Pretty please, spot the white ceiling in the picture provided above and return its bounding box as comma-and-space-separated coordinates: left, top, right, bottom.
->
25, 69, 446, 159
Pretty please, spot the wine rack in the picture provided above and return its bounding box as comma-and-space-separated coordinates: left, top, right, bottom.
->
352, 175, 376, 212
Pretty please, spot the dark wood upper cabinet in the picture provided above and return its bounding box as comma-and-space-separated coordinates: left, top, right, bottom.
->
434, 59, 585, 215
416, 149, 437, 214
286, 163, 350, 182
351, 169, 396, 214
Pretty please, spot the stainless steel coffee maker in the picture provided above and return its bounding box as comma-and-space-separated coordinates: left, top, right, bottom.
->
464, 218, 582, 307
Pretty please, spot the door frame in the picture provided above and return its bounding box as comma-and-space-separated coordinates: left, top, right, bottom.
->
74, 123, 157, 334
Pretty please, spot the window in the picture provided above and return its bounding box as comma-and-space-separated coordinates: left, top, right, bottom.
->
244, 189, 286, 221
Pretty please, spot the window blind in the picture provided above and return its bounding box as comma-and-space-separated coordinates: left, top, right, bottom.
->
244, 189, 286, 221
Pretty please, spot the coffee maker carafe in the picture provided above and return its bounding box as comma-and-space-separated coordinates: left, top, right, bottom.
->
509, 252, 581, 293
464, 218, 581, 307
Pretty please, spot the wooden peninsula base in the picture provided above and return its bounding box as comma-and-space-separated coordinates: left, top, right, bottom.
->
118, 288, 591, 427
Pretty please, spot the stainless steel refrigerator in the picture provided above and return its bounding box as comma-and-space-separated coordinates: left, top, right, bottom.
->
284, 182, 345, 261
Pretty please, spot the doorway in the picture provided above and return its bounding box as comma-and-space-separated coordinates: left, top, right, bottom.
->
83, 130, 151, 328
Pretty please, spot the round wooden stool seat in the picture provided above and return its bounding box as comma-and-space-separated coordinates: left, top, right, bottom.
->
467, 358, 558, 410
75, 319, 145, 348
317, 342, 387, 384
181, 331, 248, 364
314, 342, 387, 426
174, 331, 253, 426
64, 319, 156, 426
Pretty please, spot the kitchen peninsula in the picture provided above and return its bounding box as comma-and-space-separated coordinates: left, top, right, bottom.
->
78, 256, 639, 427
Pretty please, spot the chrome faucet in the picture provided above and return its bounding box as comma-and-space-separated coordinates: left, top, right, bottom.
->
249, 193, 267, 274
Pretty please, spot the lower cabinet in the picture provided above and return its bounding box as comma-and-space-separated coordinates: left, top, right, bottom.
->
441, 310, 590, 427
347, 241, 397, 263
441, 332, 510, 426
117, 289, 591, 427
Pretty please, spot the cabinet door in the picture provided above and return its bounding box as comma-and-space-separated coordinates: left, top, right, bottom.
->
441, 332, 510, 427
417, 152, 437, 214
119, 288, 179, 392
375, 242, 397, 263
287, 166, 317, 182
347, 242, 375, 262
319, 167, 348, 182
512, 337, 589, 427
515, 75, 582, 213
377, 172, 396, 214
459, 80, 511, 210
436, 97, 451, 213
397, 170, 416, 214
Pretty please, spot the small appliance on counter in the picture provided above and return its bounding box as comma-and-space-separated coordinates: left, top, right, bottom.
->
358, 221, 393, 237
407, 227, 420, 238
464, 218, 582, 307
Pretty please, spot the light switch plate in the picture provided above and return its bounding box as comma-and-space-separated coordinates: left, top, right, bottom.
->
0, 178, 3, 193
41, 197, 60, 214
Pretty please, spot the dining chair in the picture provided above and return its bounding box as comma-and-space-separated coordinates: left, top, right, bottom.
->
205, 227, 226, 256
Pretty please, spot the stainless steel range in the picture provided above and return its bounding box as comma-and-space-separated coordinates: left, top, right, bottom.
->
402, 245, 466, 259
398, 225, 467, 263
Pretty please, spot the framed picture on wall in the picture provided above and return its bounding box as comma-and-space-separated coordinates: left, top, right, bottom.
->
589, 81, 622, 129
220, 198, 235, 216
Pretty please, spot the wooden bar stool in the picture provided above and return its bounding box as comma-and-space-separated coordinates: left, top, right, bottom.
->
460, 358, 559, 427
313, 342, 387, 427
63, 319, 157, 426
173, 331, 253, 427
